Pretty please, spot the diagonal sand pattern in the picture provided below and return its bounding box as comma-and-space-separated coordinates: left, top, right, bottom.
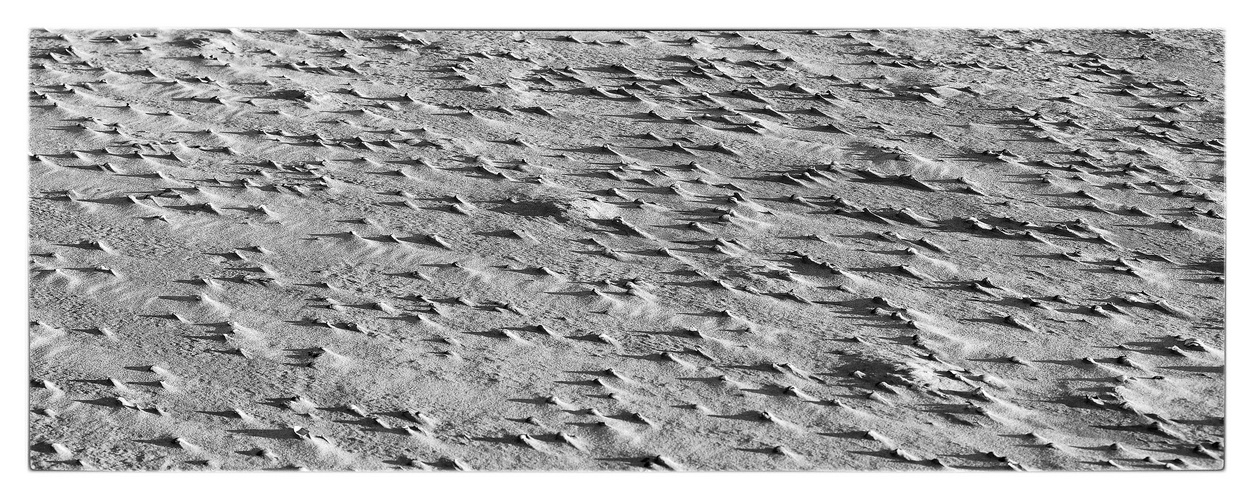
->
29, 29, 1223, 471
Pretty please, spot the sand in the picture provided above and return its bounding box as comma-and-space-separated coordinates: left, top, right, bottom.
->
29, 28, 1224, 471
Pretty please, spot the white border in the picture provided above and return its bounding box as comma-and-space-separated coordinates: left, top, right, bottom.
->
5, 1, 1247, 499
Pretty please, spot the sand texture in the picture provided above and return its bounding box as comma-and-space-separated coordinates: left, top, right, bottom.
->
29, 29, 1224, 471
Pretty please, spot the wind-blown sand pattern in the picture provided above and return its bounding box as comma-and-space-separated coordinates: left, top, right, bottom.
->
29, 29, 1224, 471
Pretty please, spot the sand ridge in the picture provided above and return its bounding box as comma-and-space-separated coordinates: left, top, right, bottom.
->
29, 29, 1223, 471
